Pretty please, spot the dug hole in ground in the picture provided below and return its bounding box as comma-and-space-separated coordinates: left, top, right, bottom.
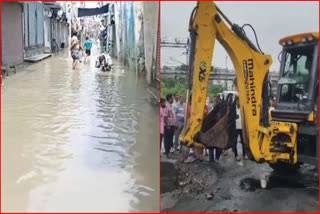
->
160, 147, 318, 212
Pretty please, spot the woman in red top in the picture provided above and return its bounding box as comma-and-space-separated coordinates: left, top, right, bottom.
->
204, 104, 209, 116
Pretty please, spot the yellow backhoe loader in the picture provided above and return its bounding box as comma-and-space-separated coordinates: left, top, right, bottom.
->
179, 2, 318, 175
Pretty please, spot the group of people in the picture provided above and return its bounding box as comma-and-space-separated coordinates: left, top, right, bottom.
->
160, 93, 185, 159
160, 93, 247, 162
69, 32, 112, 71
70, 32, 93, 69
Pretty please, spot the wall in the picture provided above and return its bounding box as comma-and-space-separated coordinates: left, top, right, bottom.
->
2, 2, 24, 66
143, 2, 159, 84
125, 2, 135, 70
63, 24, 69, 47
134, 2, 144, 73
44, 15, 52, 51
114, 2, 124, 62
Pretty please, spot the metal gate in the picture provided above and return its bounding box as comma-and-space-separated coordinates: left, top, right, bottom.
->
2, 3, 24, 66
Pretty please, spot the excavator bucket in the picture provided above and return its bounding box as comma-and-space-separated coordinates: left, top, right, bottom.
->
194, 94, 238, 149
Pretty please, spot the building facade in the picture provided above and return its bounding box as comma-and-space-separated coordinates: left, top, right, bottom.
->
1, 2, 70, 67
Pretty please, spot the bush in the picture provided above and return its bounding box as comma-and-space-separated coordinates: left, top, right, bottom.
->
161, 78, 186, 97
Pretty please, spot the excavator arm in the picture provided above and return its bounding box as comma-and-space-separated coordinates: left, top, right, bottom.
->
180, 2, 298, 164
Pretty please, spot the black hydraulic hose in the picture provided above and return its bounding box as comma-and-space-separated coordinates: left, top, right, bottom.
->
217, 4, 270, 127
217, 3, 271, 127
187, 6, 198, 90
215, 5, 260, 53
188, 6, 198, 31
241, 24, 264, 54
278, 50, 283, 63
262, 75, 270, 127
215, 5, 233, 27
267, 81, 272, 98
188, 31, 196, 90
183, 6, 198, 133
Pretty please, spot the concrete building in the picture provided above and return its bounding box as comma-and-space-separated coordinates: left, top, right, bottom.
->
2, 2, 70, 66
101, 3, 116, 56
44, 2, 69, 52
70, 2, 81, 39
98, 2, 118, 55
113, 2, 135, 68
113, 1, 160, 84
51, 8, 68, 50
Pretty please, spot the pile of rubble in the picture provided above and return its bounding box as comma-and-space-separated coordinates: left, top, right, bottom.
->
161, 157, 220, 210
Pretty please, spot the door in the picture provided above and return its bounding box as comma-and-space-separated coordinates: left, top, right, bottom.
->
2, 3, 24, 66
44, 17, 51, 50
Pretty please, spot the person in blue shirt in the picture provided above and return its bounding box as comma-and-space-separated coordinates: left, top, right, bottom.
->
83, 36, 93, 63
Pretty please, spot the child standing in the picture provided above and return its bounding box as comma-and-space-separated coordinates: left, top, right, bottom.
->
83, 36, 93, 63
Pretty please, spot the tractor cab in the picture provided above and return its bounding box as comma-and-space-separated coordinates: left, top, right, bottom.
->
272, 32, 318, 123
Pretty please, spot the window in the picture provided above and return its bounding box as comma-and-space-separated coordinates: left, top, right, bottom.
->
279, 45, 314, 103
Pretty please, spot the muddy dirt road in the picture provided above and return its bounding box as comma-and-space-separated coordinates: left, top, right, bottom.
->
161, 150, 318, 212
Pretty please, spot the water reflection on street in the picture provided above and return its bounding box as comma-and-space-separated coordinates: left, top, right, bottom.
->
2, 46, 159, 212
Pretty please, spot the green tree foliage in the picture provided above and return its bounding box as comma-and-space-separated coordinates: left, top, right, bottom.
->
176, 64, 189, 71
161, 78, 186, 97
162, 66, 171, 72
208, 84, 225, 96
161, 77, 226, 99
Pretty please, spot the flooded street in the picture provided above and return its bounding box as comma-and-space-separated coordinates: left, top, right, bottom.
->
2, 45, 159, 212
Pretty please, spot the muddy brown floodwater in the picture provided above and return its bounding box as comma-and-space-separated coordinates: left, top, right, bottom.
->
2, 45, 159, 212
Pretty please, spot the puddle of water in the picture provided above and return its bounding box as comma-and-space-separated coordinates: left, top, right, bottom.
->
161, 162, 177, 193
239, 175, 308, 192
239, 177, 261, 192
268, 175, 307, 189
2, 45, 159, 212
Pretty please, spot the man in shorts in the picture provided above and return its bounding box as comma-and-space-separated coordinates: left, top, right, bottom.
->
70, 32, 81, 69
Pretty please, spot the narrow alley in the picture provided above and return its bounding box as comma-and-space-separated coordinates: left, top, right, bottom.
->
2, 44, 159, 212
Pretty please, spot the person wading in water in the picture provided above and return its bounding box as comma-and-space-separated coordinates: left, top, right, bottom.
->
70, 32, 81, 69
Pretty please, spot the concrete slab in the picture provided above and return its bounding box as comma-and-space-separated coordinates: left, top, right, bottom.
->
161, 158, 177, 164
1, 65, 16, 76
24, 54, 52, 62
147, 85, 159, 105
161, 161, 178, 193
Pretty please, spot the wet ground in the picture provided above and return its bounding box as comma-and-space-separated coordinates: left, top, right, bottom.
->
2, 45, 159, 212
161, 149, 318, 212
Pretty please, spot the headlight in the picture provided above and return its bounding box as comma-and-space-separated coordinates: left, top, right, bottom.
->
302, 36, 314, 42
307, 36, 314, 41
281, 40, 293, 46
